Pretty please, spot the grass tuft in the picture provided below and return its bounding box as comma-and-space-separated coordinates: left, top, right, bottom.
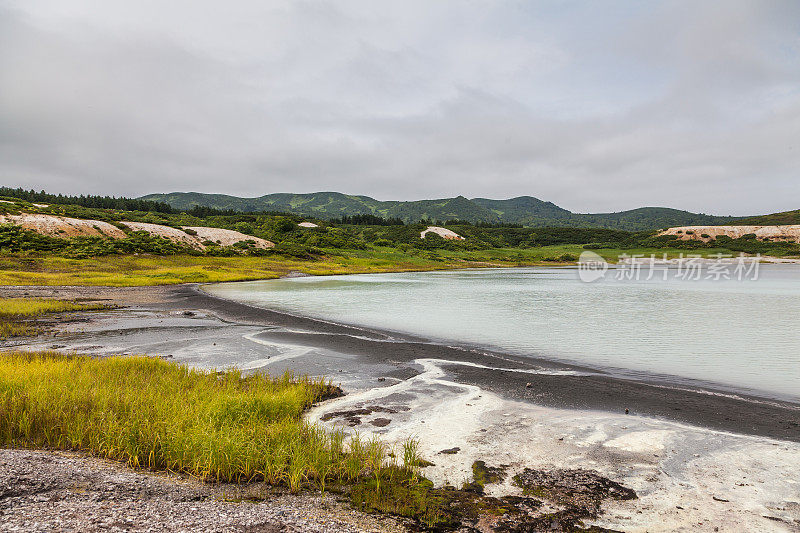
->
0, 352, 419, 493
0, 297, 109, 339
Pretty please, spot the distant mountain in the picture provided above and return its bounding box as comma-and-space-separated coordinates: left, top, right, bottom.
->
471, 196, 572, 225
737, 209, 800, 226
140, 191, 740, 231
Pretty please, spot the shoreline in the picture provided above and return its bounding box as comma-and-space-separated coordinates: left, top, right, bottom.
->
3, 281, 799, 442
192, 282, 800, 442
3, 282, 800, 530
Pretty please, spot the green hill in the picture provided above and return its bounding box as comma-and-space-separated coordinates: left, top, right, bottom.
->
737, 209, 800, 226
140, 191, 740, 231
471, 196, 572, 225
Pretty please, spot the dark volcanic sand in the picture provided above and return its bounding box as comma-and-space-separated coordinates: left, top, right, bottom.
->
188, 284, 800, 443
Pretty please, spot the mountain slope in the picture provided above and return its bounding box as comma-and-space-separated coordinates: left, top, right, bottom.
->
472, 196, 571, 221
140, 191, 741, 230
382, 196, 499, 223
569, 207, 738, 231
737, 209, 800, 226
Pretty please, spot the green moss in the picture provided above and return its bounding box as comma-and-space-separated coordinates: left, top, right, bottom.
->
472, 460, 505, 487
347, 468, 544, 530
349, 473, 456, 529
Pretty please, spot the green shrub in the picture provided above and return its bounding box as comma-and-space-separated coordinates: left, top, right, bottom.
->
271, 243, 321, 259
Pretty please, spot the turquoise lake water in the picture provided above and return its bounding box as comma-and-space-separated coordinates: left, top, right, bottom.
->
207, 265, 800, 401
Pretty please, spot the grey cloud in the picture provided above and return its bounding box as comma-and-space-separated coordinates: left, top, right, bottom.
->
1, 1, 798, 215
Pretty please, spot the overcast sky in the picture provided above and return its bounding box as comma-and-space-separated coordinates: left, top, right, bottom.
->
1, 1, 799, 215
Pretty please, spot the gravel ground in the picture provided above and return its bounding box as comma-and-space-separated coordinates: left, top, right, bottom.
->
0, 449, 407, 533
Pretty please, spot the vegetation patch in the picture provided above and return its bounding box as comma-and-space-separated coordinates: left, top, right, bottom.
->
4, 190, 794, 286
0, 298, 108, 339
349, 473, 517, 530
0, 351, 427, 494
472, 460, 506, 488
0, 253, 486, 287
346, 472, 622, 531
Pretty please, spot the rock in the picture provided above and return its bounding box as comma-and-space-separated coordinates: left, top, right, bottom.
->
369, 418, 391, 427
438, 447, 461, 455
525, 382, 532, 388
712, 496, 730, 502
377, 377, 386, 382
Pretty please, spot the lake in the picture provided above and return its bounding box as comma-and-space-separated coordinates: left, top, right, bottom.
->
206, 265, 800, 402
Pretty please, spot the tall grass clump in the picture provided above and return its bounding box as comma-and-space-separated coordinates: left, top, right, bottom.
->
0, 351, 421, 493
0, 298, 108, 338
0, 298, 107, 317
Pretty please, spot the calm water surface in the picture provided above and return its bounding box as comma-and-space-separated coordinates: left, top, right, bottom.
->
207, 266, 800, 401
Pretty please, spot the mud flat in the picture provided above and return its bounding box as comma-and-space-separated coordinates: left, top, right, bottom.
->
2, 283, 800, 531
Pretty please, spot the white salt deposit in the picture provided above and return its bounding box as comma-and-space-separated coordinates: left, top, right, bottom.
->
309, 357, 800, 532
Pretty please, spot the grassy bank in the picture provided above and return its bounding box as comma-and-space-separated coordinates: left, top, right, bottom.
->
0, 352, 420, 491
0, 245, 740, 287
432, 244, 738, 263
0, 297, 108, 338
0, 252, 475, 286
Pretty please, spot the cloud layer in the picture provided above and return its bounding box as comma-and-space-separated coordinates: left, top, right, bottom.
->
1, 0, 798, 215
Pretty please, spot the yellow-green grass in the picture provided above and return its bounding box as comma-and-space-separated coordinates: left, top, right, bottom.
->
0, 297, 107, 316
0, 351, 418, 491
0, 253, 477, 287
0, 322, 30, 339
0, 246, 743, 287
436, 244, 741, 263
0, 297, 109, 339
